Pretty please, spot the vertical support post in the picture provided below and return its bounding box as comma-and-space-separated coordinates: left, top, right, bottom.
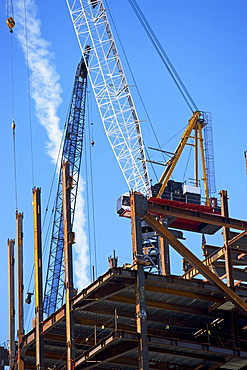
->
130, 192, 149, 370
62, 162, 75, 370
194, 126, 199, 186
33, 188, 44, 370
159, 219, 170, 276
220, 190, 238, 348
8, 239, 16, 369
220, 190, 234, 288
16, 212, 25, 370
159, 236, 170, 275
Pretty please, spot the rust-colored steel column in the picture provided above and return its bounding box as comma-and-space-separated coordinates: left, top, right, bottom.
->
130, 192, 149, 370
159, 219, 170, 276
159, 237, 171, 275
220, 190, 239, 348
220, 190, 234, 288
16, 212, 25, 370
8, 238, 16, 369
62, 162, 75, 370
33, 188, 44, 370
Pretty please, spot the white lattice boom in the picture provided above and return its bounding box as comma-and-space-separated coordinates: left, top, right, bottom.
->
66, 0, 150, 195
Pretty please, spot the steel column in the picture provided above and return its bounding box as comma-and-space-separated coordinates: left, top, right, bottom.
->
33, 188, 44, 370
8, 239, 15, 369
159, 232, 170, 275
220, 190, 234, 288
62, 162, 75, 370
16, 212, 25, 370
220, 191, 239, 348
130, 192, 149, 370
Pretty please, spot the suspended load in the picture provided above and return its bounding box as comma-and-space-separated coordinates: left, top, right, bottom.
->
6, 17, 15, 32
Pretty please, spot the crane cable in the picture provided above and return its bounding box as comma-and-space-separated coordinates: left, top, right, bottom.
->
7, 3, 18, 211
22, 0, 35, 187
86, 91, 97, 280
6, 0, 15, 33
128, 0, 198, 113
12, 120, 18, 212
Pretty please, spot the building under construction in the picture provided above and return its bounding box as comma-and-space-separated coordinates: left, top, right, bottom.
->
2, 0, 247, 369
3, 189, 247, 370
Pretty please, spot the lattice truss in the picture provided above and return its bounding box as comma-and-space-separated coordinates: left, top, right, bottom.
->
43, 59, 87, 316
203, 112, 216, 197
66, 0, 150, 194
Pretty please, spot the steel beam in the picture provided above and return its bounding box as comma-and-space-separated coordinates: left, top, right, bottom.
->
144, 213, 247, 316
141, 211, 247, 317
130, 192, 149, 370
159, 220, 170, 275
62, 162, 75, 370
182, 246, 226, 279
220, 190, 234, 288
182, 229, 247, 279
8, 239, 16, 369
32, 188, 44, 370
16, 212, 25, 370
107, 293, 216, 316
147, 201, 247, 231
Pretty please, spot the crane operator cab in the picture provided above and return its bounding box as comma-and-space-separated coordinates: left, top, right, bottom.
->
116, 193, 130, 217
117, 179, 221, 235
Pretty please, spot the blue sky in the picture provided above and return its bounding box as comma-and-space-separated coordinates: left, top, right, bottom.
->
0, 0, 246, 345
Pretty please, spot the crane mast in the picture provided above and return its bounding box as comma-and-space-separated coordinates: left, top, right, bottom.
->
66, 0, 150, 195
43, 54, 89, 316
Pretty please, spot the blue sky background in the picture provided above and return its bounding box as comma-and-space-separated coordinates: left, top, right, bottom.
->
0, 0, 246, 345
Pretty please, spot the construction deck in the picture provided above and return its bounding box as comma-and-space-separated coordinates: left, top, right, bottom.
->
20, 267, 247, 369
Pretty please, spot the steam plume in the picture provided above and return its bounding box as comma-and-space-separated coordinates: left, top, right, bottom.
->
14, 0, 90, 289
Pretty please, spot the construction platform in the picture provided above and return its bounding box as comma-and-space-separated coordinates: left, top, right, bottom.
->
20, 266, 247, 369
15, 192, 247, 369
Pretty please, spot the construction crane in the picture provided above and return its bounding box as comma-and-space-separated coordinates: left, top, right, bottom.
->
66, 1, 218, 275
44, 0, 152, 316
66, 0, 150, 196
43, 51, 89, 316
66, 0, 216, 200
154, 110, 216, 202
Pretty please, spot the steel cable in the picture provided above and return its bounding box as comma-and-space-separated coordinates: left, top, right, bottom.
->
128, 0, 198, 113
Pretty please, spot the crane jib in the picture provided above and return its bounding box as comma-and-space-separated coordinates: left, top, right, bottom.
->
43, 52, 89, 316
66, 0, 151, 196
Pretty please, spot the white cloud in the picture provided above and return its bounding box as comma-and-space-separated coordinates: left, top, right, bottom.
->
14, 0, 90, 291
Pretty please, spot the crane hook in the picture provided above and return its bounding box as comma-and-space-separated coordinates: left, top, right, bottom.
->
11, 119, 15, 130
6, 17, 15, 33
